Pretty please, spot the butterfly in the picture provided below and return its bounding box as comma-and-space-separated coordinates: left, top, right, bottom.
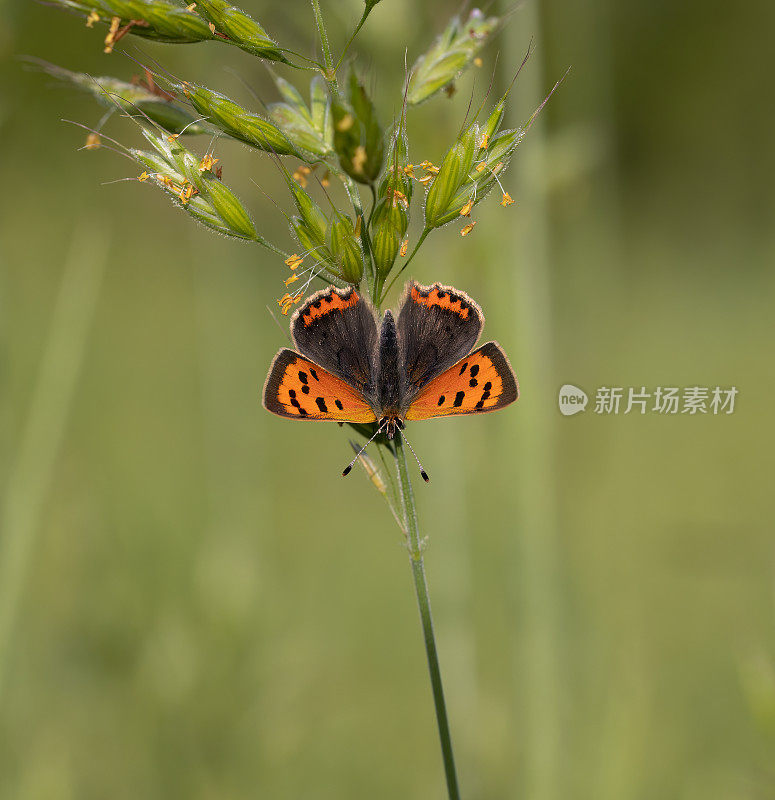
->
262, 281, 519, 479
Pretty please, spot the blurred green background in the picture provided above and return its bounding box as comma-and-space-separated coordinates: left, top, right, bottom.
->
1, 1, 774, 798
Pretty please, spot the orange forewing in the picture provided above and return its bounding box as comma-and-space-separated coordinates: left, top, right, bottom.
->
263, 349, 377, 423
404, 342, 519, 421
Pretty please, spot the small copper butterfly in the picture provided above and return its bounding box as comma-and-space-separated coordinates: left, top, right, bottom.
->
263, 281, 519, 476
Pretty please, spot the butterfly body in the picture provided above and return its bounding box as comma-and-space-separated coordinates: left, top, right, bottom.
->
263, 282, 519, 438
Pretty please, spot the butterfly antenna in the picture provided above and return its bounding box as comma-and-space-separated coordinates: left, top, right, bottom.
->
398, 428, 430, 483
342, 420, 387, 477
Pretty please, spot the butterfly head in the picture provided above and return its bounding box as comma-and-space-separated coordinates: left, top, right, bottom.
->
379, 414, 404, 440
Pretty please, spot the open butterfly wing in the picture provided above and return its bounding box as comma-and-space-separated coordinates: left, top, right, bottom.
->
291, 286, 378, 399
263, 349, 378, 423
397, 282, 484, 397
403, 342, 518, 421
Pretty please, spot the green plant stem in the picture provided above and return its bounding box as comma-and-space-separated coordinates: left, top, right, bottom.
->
310, 0, 337, 91
379, 227, 430, 305
332, 7, 371, 76
365, 183, 381, 305
394, 433, 461, 800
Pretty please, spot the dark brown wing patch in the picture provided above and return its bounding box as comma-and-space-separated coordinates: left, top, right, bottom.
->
396, 281, 484, 401
290, 286, 378, 399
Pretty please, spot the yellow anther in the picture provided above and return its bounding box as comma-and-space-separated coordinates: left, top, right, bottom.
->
185, 2, 197, 10
459, 199, 474, 217
500, 192, 514, 207
475, 162, 486, 172
167, 133, 180, 143
292, 169, 308, 187
281, 291, 303, 314
400, 238, 409, 257
208, 22, 216, 34
284, 273, 300, 286
479, 133, 490, 150
418, 174, 434, 186
284, 254, 303, 269
84, 132, 101, 150
178, 182, 196, 204
460, 222, 477, 237
473, 57, 483, 67
86, 10, 100, 27
419, 160, 439, 174
403, 163, 415, 176
491, 161, 504, 175
388, 188, 409, 208
199, 153, 219, 172
138, 171, 150, 182
103, 16, 120, 54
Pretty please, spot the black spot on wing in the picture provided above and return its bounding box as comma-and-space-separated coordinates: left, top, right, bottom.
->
453, 391, 465, 407
476, 382, 492, 410
459, 362, 468, 375
437, 395, 445, 406
335, 399, 344, 410
290, 395, 309, 416
469, 364, 479, 377
315, 397, 328, 413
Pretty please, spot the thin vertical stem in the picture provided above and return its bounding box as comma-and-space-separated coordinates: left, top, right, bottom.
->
378, 228, 430, 305
310, 0, 337, 91
394, 433, 461, 800
332, 7, 371, 75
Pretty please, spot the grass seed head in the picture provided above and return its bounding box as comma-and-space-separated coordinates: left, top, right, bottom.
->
424, 123, 478, 229
194, 0, 287, 61
405, 8, 500, 106
331, 72, 384, 184
184, 83, 299, 156
328, 213, 365, 285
